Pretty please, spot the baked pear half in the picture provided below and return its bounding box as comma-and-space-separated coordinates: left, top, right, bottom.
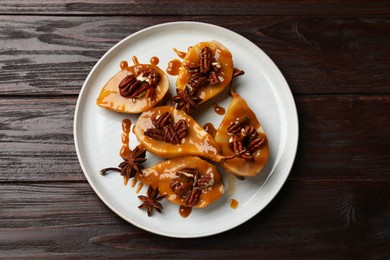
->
134, 106, 234, 162
97, 59, 169, 113
173, 41, 233, 113
138, 156, 224, 208
215, 92, 269, 177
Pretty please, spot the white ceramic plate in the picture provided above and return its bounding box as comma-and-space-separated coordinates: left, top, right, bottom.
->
74, 22, 298, 238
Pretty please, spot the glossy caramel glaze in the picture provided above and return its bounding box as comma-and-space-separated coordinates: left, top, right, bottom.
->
215, 92, 269, 177
120, 118, 131, 158
203, 122, 217, 138
173, 48, 187, 59
134, 106, 223, 161
176, 41, 233, 104
150, 56, 159, 65
212, 102, 225, 115
120, 118, 132, 185
120, 61, 129, 70
229, 198, 239, 209
179, 206, 192, 218
96, 60, 169, 114
166, 59, 182, 76
137, 156, 224, 208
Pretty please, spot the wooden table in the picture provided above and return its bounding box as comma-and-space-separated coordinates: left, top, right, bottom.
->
1, 1, 389, 258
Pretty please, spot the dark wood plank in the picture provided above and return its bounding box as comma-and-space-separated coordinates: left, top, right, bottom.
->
0, 97, 84, 181
1, 180, 389, 258
1, 16, 389, 95
293, 95, 390, 179
0, 95, 389, 181
0, 0, 389, 15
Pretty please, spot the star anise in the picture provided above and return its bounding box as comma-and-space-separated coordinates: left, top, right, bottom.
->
99, 145, 147, 182
138, 185, 165, 217
172, 86, 203, 114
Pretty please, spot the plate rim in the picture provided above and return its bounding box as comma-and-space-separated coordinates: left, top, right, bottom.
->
74, 21, 299, 238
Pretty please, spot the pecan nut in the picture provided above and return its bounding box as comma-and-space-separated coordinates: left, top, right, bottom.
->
185, 188, 202, 206
199, 46, 212, 74
119, 75, 141, 97
153, 111, 172, 129
144, 128, 166, 142
188, 72, 209, 89
174, 119, 188, 139
227, 116, 250, 134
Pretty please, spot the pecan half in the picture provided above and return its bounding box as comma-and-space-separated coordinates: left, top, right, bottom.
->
227, 116, 265, 160
119, 75, 141, 97
144, 128, 165, 142
247, 137, 265, 154
185, 188, 202, 206
174, 119, 188, 139
139, 68, 160, 86
144, 112, 188, 144
153, 111, 172, 129
118, 68, 160, 98
200, 46, 212, 74
164, 124, 180, 144
170, 181, 193, 197
227, 116, 250, 134
188, 72, 209, 89
209, 71, 219, 85
170, 167, 215, 206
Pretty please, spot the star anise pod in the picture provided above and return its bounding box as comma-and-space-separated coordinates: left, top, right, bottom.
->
138, 185, 165, 217
172, 86, 203, 114
99, 145, 147, 181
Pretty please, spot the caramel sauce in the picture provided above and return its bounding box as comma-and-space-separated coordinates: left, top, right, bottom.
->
173, 48, 186, 59
136, 182, 144, 194
229, 199, 239, 209
132, 56, 140, 65
137, 156, 224, 208
176, 41, 233, 104
96, 62, 170, 113
203, 122, 217, 138
131, 177, 137, 188
150, 56, 159, 66
134, 106, 221, 161
179, 206, 192, 218
119, 119, 132, 185
120, 61, 128, 70
166, 59, 182, 76
212, 102, 225, 115
120, 119, 131, 158
214, 92, 270, 177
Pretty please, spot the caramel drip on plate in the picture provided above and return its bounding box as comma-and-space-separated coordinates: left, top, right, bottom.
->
120, 61, 128, 70
120, 119, 131, 158
203, 122, 217, 138
131, 177, 137, 188
150, 56, 159, 65
173, 48, 186, 59
179, 205, 192, 218
132, 56, 140, 65
212, 102, 225, 115
136, 182, 144, 194
229, 199, 239, 209
166, 59, 182, 76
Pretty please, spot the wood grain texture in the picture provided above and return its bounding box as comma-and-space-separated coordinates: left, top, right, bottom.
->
1, 95, 389, 181
1, 16, 389, 95
0, 0, 389, 15
1, 180, 389, 258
